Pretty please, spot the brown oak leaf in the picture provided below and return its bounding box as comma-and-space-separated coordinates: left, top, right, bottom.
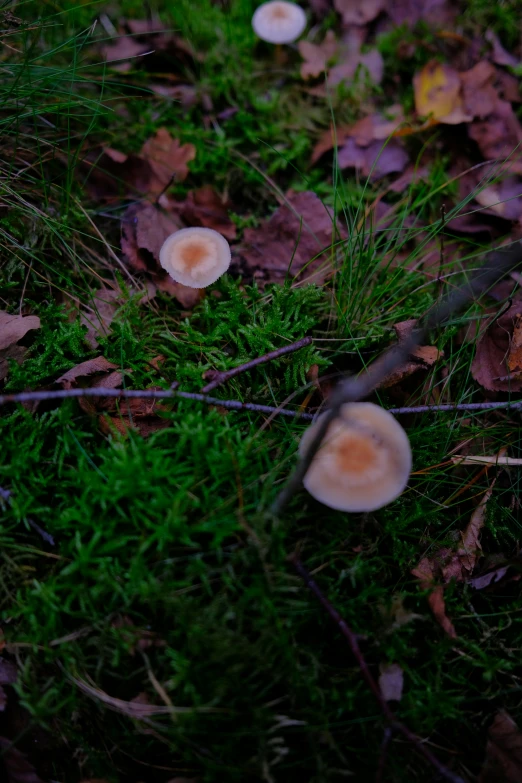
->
239, 191, 346, 286
471, 298, 522, 391
480, 710, 522, 783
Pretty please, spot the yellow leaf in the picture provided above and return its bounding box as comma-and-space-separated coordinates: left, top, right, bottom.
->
413, 60, 471, 124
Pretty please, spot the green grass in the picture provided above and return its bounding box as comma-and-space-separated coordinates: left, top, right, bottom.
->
1, 1, 522, 781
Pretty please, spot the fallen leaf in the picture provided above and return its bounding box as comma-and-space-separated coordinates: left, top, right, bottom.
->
0, 737, 44, 783
0, 344, 27, 383
334, 0, 385, 25
442, 481, 497, 581
348, 107, 405, 146
472, 298, 522, 391
298, 30, 338, 79
412, 557, 457, 638
508, 314, 522, 372
460, 60, 499, 120
81, 287, 120, 349
328, 48, 384, 88
120, 202, 202, 308
414, 60, 471, 124
468, 100, 522, 171
378, 663, 404, 702
380, 321, 442, 387
469, 564, 510, 591
486, 29, 519, 68
473, 178, 522, 221
0, 659, 17, 685
386, 0, 452, 26
179, 185, 237, 240
0, 312, 40, 352
239, 191, 346, 286
102, 35, 151, 71
83, 146, 155, 201
339, 138, 409, 179
141, 128, 196, 193
480, 710, 522, 783
56, 357, 119, 390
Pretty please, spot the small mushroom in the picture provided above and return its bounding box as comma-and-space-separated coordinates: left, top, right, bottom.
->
159, 227, 231, 289
299, 402, 412, 512
252, 1, 307, 45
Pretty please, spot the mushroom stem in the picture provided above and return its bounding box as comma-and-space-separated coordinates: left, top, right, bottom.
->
274, 43, 285, 66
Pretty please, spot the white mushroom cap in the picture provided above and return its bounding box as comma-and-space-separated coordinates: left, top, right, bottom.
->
299, 402, 412, 512
252, 1, 307, 44
159, 227, 231, 289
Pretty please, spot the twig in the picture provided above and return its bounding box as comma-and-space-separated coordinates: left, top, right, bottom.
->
290, 555, 466, 783
3, 386, 522, 421
200, 336, 313, 393
272, 242, 522, 515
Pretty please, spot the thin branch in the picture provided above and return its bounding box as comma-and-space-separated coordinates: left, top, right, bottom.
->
375, 726, 394, 783
2, 386, 522, 421
272, 242, 522, 515
201, 336, 313, 393
290, 555, 466, 783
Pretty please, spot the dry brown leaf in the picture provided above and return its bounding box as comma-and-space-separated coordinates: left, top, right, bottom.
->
334, 0, 385, 24
480, 710, 522, 783
486, 30, 519, 68
442, 480, 497, 581
378, 663, 404, 702
414, 60, 471, 124
473, 179, 522, 221
0, 737, 44, 783
298, 30, 337, 79
412, 557, 457, 638
327, 48, 384, 88
386, 0, 452, 26
508, 315, 522, 372
348, 107, 405, 146
381, 321, 442, 387
179, 185, 237, 240
102, 36, 151, 70
120, 202, 203, 308
56, 357, 118, 390
0, 312, 40, 381
460, 60, 499, 120
338, 138, 409, 179
469, 564, 510, 590
471, 299, 522, 391
239, 191, 346, 286
82, 287, 120, 350
0, 312, 40, 352
84, 147, 155, 202
140, 128, 196, 193
468, 100, 522, 171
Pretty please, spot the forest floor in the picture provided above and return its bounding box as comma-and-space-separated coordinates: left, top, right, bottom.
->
2, 0, 522, 781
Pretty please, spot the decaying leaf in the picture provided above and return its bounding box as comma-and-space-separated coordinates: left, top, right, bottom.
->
468, 564, 511, 591
56, 357, 119, 390
141, 128, 196, 193
0, 311, 41, 382
378, 663, 404, 702
327, 48, 384, 89
120, 202, 202, 309
0, 312, 41, 352
334, 0, 385, 25
311, 107, 404, 166
486, 29, 519, 69
480, 710, 522, 783
298, 30, 338, 79
473, 178, 522, 221
472, 298, 522, 391
468, 100, 522, 172
380, 320, 442, 387
414, 60, 471, 124
386, 0, 452, 26
442, 480, 497, 581
179, 185, 237, 240
84, 129, 196, 202
412, 556, 457, 638
239, 191, 346, 286
0, 737, 44, 783
460, 60, 499, 120
81, 287, 121, 350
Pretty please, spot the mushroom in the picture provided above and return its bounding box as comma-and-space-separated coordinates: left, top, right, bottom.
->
252, 1, 307, 45
299, 402, 412, 512
159, 227, 231, 289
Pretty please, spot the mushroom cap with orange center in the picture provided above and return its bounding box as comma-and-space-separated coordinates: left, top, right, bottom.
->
299, 402, 412, 512
159, 227, 231, 289
252, 1, 307, 44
